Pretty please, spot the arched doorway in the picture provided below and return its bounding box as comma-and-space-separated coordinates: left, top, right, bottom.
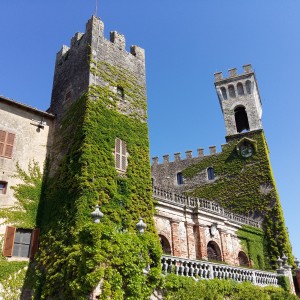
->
159, 235, 171, 255
234, 106, 250, 133
207, 241, 222, 262
238, 251, 250, 267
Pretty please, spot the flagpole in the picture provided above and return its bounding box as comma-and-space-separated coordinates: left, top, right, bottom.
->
95, 0, 98, 17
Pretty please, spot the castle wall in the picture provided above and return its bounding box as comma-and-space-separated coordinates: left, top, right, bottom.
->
151, 146, 219, 191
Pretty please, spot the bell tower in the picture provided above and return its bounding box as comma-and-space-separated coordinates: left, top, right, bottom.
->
214, 64, 263, 139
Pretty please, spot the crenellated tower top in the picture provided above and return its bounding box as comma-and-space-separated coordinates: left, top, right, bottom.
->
50, 16, 146, 121
214, 64, 263, 139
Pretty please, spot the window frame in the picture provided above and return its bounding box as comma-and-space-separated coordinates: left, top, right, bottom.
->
207, 167, 215, 180
2, 226, 40, 259
115, 138, 127, 173
0, 181, 7, 194
0, 130, 15, 159
177, 172, 184, 185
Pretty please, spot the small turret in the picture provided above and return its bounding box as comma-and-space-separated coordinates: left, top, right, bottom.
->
214, 64, 263, 138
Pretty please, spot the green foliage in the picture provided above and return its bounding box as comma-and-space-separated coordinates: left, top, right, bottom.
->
277, 276, 291, 292
182, 131, 293, 268
0, 161, 43, 228
237, 225, 267, 269
31, 61, 162, 298
0, 161, 43, 289
162, 274, 298, 300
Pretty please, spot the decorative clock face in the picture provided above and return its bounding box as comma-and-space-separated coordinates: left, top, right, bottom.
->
240, 144, 253, 158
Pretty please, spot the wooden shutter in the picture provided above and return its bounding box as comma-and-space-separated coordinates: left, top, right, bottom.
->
0, 130, 6, 156
4, 133, 15, 158
2, 226, 16, 257
29, 228, 40, 259
121, 140, 127, 171
115, 138, 121, 170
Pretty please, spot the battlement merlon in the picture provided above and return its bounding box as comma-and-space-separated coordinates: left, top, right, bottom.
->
55, 16, 145, 64
151, 146, 219, 165
214, 64, 254, 84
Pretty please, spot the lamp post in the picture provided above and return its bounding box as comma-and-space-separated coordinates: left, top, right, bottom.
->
91, 205, 104, 223
136, 218, 146, 234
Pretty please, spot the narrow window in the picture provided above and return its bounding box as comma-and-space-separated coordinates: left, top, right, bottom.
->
234, 106, 250, 133
177, 172, 184, 185
228, 85, 236, 98
0, 130, 15, 159
237, 82, 244, 96
207, 167, 215, 180
2, 226, 40, 258
115, 138, 127, 172
220, 87, 227, 100
0, 181, 7, 194
117, 86, 124, 100
65, 90, 71, 102
245, 80, 252, 94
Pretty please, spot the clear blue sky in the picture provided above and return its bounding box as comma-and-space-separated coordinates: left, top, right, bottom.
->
0, 1, 299, 261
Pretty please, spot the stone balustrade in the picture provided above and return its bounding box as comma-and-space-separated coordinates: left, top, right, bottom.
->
161, 256, 278, 286
153, 186, 261, 228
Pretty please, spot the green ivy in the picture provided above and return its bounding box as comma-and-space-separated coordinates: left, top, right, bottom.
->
29, 60, 162, 299
237, 225, 268, 269
0, 161, 42, 228
0, 161, 43, 289
162, 274, 298, 300
182, 131, 293, 268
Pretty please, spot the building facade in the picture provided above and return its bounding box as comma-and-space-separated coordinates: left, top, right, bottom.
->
0, 16, 296, 298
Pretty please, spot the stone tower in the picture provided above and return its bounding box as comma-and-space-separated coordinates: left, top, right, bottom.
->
214, 64, 262, 139
37, 16, 160, 298
50, 16, 146, 122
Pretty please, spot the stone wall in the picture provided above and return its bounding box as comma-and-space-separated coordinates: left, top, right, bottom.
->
214, 65, 263, 137
0, 96, 54, 235
154, 197, 247, 266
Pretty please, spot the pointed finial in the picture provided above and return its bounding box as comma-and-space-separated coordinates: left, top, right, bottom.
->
136, 218, 147, 234
91, 204, 104, 223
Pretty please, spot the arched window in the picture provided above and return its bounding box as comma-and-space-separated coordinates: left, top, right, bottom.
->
177, 172, 184, 185
207, 167, 215, 180
245, 80, 251, 94
220, 87, 227, 100
234, 106, 250, 133
228, 85, 236, 98
207, 241, 222, 261
237, 82, 244, 96
238, 251, 249, 267
159, 235, 171, 255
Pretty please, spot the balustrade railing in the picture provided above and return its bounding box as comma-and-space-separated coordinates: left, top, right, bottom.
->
161, 256, 278, 287
153, 186, 261, 228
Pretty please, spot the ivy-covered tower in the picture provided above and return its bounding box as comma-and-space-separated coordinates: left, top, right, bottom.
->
199, 65, 293, 268
36, 16, 161, 299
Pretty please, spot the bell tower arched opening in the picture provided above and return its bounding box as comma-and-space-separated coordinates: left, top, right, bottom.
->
234, 106, 250, 133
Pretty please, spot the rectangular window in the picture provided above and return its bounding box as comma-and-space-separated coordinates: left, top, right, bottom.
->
115, 138, 127, 172
0, 130, 15, 159
13, 229, 32, 257
2, 226, 40, 259
0, 181, 7, 194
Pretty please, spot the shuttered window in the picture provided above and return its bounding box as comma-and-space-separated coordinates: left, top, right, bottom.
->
2, 226, 40, 259
0, 130, 15, 159
115, 138, 127, 172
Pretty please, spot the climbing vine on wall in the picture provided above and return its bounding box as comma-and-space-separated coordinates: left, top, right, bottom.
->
237, 225, 267, 269
29, 61, 162, 299
0, 161, 43, 228
182, 131, 293, 268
